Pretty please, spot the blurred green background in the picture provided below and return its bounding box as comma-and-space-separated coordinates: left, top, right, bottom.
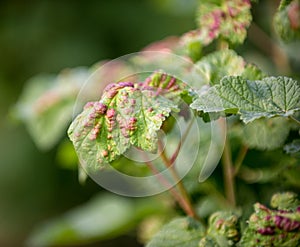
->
1, 0, 299, 246
0, 0, 195, 246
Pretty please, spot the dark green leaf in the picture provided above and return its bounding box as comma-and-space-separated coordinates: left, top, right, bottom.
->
27, 193, 166, 247
191, 76, 300, 123
284, 139, 300, 154
146, 217, 205, 247
242, 118, 291, 150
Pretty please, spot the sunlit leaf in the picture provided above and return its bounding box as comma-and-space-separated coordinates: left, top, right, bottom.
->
68, 77, 181, 170
191, 76, 300, 123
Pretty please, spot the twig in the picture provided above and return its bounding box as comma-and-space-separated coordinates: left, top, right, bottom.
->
170, 117, 195, 164
221, 137, 236, 207
157, 140, 201, 221
233, 145, 248, 176
248, 22, 291, 74
289, 116, 300, 126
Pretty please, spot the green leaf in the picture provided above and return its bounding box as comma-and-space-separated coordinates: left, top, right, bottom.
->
68, 81, 178, 170
274, 0, 300, 42
13, 68, 89, 150
27, 193, 166, 246
146, 217, 205, 247
284, 139, 300, 154
199, 211, 240, 247
193, 0, 252, 46
191, 76, 300, 123
193, 49, 264, 86
242, 118, 291, 150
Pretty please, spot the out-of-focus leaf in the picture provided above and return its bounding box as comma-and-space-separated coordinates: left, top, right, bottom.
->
284, 139, 300, 154
274, 0, 300, 43
146, 217, 205, 247
193, 49, 264, 86
27, 193, 167, 247
14, 68, 89, 150
242, 118, 291, 150
191, 76, 300, 123
181, 0, 252, 48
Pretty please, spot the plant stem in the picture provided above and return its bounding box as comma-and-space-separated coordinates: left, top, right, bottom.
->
144, 160, 187, 211
218, 39, 229, 50
158, 143, 200, 220
289, 116, 300, 126
248, 22, 291, 74
221, 137, 236, 207
234, 144, 248, 176
170, 117, 195, 164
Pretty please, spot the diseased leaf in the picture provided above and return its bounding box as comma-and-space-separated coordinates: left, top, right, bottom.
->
239, 200, 300, 247
140, 70, 190, 102
274, 0, 300, 42
14, 68, 89, 150
199, 211, 240, 247
181, 0, 252, 48
146, 217, 205, 247
68, 81, 178, 170
193, 49, 264, 86
27, 193, 166, 247
242, 118, 291, 150
191, 76, 300, 123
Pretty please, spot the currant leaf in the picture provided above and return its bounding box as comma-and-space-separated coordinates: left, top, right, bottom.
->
191, 76, 300, 123
68, 81, 178, 170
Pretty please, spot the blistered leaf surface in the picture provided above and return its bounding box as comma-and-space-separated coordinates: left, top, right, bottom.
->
68, 72, 187, 170
182, 0, 252, 48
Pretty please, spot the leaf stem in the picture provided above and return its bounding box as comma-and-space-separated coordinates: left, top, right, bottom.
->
248, 22, 291, 74
158, 140, 201, 221
170, 117, 195, 164
144, 160, 187, 210
233, 144, 248, 176
289, 116, 300, 126
221, 137, 236, 207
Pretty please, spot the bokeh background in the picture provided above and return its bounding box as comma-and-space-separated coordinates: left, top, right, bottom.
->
0, 1, 195, 246
1, 0, 299, 246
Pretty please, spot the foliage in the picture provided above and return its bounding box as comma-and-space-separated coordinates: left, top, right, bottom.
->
13, 0, 300, 246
